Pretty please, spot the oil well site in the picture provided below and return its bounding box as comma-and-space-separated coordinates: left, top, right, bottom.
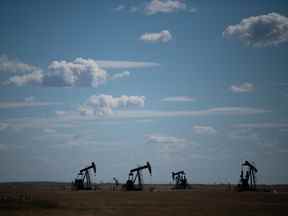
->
1, 161, 288, 216
1, 0, 288, 215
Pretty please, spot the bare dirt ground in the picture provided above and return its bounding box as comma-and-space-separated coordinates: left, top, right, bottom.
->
1, 183, 288, 216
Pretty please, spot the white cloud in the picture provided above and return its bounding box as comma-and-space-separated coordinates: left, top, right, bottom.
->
24, 96, 35, 103
162, 96, 196, 102
145, 0, 186, 15
79, 94, 145, 117
109, 107, 269, 119
0, 100, 62, 109
230, 82, 255, 93
234, 122, 288, 129
44, 58, 107, 87
114, 5, 125, 11
55, 110, 68, 117
95, 60, 160, 69
4, 70, 43, 86
71, 106, 269, 120
1, 106, 269, 132
227, 128, 260, 142
188, 8, 197, 13
192, 125, 217, 135
110, 71, 130, 80
130, 6, 139, 13
35, 107, 266, 129
0, 55, 39, 74
0, 54, 44, 89
2, 56, 159, 87
145, 134, 188, 154
114, 0, 193, 15
140, 30, 172, 43
43, 128, 57, 134
145, 134, 186, 144
223, 13, 288, 47
57, 106, 270, 122
135, 119, 154, 123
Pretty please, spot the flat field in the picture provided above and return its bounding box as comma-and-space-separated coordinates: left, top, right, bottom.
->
1, 183, 288, 216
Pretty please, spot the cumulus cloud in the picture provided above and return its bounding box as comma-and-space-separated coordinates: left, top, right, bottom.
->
223, 13, 288, 47
145, 134, 186, 144
230, 82, 255, 93
192, 125, 217, 135
162, 96, 195, 102
5, 70, 43, 86
3, 57, 154, 87
1, 55, 161, 87
140, 30, 172, 43
0, 55, 40, 74
4, 57, 107, 87
145, 0, 186, 15
0, 55, 44, 86
79, 94, 145, 117
44, 58, 107, 87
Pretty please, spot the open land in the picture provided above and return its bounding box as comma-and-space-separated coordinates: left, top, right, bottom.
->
1, 183, 288, 216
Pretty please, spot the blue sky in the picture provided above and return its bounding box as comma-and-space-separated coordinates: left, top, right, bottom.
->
0, 0, 288, 184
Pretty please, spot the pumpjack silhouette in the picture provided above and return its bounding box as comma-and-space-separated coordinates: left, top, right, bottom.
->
238, 160, 258, 191
124, 162, 152, 191
171, 170, 188, 189
72, 162, 96, 190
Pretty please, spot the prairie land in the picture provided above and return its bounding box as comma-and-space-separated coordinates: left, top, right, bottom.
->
0, 183, 287, 216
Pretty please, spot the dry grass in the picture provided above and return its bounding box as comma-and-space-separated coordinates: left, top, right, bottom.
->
0, 183, 287, 216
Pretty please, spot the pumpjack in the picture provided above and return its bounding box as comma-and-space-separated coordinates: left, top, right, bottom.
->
238, 160, 258, 191
172, 170, 188, 189
124, 161, 152, 191
73, 162, 96, 190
